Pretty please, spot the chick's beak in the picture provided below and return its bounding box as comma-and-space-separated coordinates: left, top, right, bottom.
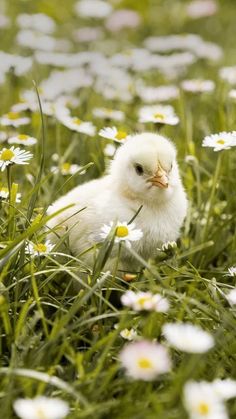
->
148, 167, 169, 189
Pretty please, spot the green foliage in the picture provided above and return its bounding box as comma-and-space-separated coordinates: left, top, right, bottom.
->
0, 0, 236, 418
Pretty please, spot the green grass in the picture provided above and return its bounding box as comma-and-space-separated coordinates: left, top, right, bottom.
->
0, 0, 236, 417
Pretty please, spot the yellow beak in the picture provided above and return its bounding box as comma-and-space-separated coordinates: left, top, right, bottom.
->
148, 167, 169, 189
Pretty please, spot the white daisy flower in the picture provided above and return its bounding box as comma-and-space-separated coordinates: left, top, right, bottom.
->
181, 79, 215, 93
136, 83, 179, 103
13, 396, 69, 419
17, 13, 56, 34
219, 66, 236, 85
118, 327, 138, 341
58, 115, 96, 136
100, 221, 143, 248
93, 107, 125, 121
138, 105, 179, 125
186, 0, 218, 19
0, 112, 30, 127
202, 132, 236, 151
103, 143, 116, 157
121, 290, 169, 312
119, 340, 171, 381
25, 240, 54, 257
162, 322, 214, 353
0, 186, 21, 203
99, 126, 132, 143
229, 89, 236, 100
161, 241, 177, 251
8, 134, 37, 146
51, 162, 82, 176
225, 288, 236, 306
227, 266, 236, 277
183, 381, 227, 419
75, 0, 112, 19
11, 102, 33, 113
213, 379, 236, 400
0, 146, 33, 171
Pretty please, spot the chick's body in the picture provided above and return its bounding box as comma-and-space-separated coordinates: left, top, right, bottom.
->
47, 133, 187, 272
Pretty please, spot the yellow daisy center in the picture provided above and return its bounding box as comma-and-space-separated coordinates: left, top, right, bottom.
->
138, 358, 153, 369
197, 402, 210, 415
33, 243, 47, 253
154, 113, 165, 120
116, 226, 129, 237
18, 134, 29, 140
0, 149, 15, 161
6, 112, 20, 120
217, 139, 225, 144
137, 296, 151, 307
115, 131, 127, 140
61, 162, 71, 172
73, 118, 82, 125
35, 407, 47, 419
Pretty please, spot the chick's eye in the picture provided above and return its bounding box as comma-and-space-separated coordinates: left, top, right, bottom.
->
134, 163, 144, 176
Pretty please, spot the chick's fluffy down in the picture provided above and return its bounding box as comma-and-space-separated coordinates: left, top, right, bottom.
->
47, 133, 187, 272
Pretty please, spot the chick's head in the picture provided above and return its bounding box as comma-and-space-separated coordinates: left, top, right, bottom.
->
110, 132, 181, 203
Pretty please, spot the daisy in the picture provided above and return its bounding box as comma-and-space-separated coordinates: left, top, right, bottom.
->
225, 288, 236, 305
99, 126, 132, 143
93, 107, 125, 121
202, 132, 236, 151
0, 146, 33, 171
213, 379, 236, 400
136, 83, 179, 103
161, 241, 177, 251
11, 101, 33, 113
227, 266, 236, 277
114, 325, 138, 341
58, 115, 96, 136
162, 322, 214, 353
186, 0, 218, 19
13, 396, 69, 419
0, 186, 21, 203
181, 79, 215, 93
121, 290, 169, 312
25, 240, 54, 257
183, 381, 228, 419
51, 162, 82, 176
138, 105, 179, 125
106, 9, 141, 32
0, 112, 30, 127
17, 13, 56, 34
229, 89, 236, 100
8, 134, 37, 146
75, 0, 112, 19
100, 221, 143, 248
119, 340, 171, 381
219, 66, 236, 85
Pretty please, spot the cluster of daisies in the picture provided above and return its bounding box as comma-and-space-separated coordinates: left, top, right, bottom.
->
117, 284, 236, 419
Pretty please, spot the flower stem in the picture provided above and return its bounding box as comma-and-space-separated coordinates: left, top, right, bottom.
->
6, 165, 12, 203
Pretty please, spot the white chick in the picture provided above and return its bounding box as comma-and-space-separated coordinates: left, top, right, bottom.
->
47, 132, 187, 273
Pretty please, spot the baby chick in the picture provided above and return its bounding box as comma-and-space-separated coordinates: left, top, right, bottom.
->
47, 133, 187, 273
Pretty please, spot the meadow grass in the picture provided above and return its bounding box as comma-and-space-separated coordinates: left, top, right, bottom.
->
0, 0, 236, 418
